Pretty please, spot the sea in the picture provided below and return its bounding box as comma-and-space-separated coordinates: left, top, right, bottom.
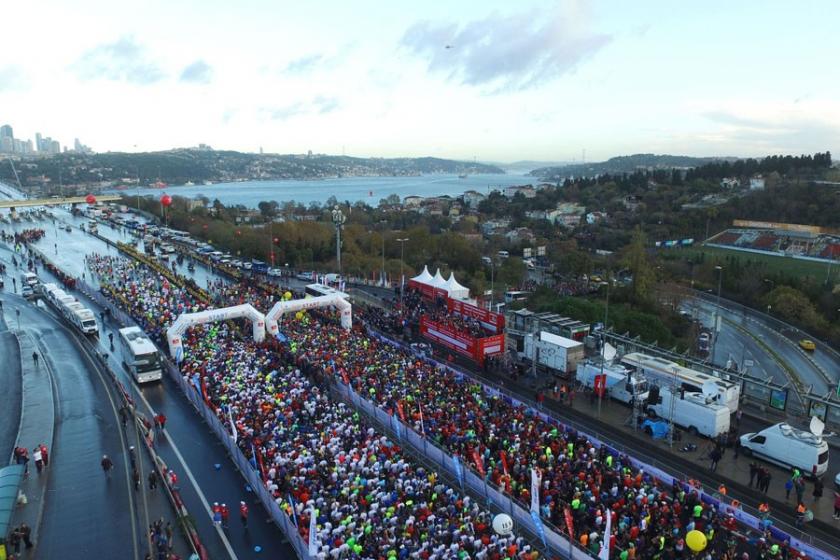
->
108, 173, 537, 208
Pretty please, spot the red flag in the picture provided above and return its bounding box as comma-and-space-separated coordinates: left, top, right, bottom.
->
500, 450, 509, 476
593, 374, 607, 398
396, 401, 406, 422
472, 449, 485, 477
564, 507, 575, 540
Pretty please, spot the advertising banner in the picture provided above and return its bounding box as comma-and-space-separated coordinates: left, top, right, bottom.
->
447, 297, 506, 332
420, 317, 505, 363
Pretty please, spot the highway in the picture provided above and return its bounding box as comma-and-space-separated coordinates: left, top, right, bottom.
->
685, 295, 838, 397
3, 213, 295, 559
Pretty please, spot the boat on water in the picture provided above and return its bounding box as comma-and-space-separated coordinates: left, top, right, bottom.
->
458, 173, 468, 179
149, 181, 168, 189
184, 181, 194, 186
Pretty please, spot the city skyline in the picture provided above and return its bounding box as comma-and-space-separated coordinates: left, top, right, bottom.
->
1, 0, 838, 161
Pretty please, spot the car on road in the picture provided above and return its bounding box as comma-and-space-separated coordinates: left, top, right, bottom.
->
22, 285, 34, 299
799, 339, 816, 351
297, 271, 314, 281
267, 267, 282, 277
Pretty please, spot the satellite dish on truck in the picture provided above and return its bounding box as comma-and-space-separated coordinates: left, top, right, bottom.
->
701, 380, 718, 400
810, 416, 825, 437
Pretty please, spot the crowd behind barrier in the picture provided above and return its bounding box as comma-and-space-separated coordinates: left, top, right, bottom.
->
86, 255, 545, 560
80, 251, 838, 560
365, 332, 840, 560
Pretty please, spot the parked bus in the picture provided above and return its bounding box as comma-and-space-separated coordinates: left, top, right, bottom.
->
504, 290, 531, 304
118, 326, 163, 383
620, 352, 740, 413
305, 283, 349, 299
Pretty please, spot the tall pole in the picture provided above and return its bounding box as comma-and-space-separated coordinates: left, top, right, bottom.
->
711, 265, 723, 365
598, 270, 610, 419
380, 221, 387, 286
490, 260, 495, 310
668, 366, 678, 449
331, 206, 346, 278
397, 237, 409, 305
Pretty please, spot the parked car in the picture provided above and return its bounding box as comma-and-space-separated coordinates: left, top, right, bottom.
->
267, 268, 282, 277
297, 271, 314, 281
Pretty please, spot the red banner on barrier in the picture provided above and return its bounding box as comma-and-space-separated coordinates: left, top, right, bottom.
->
447, 298, 505, 332
419, 316, 505, 363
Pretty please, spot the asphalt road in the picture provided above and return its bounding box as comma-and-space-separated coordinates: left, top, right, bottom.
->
0, 309, 22, 462
17, 216, 296, 559
688, 297, 835, 395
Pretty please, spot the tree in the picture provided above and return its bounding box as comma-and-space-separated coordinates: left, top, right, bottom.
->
258, 200, 279, 219
498, 257, 526, 289
623, 226, 654, 303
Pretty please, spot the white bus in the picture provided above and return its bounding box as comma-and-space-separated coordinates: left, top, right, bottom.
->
621, 352, 740, 413
119, 326, 163, 383
305, 283, 349, 299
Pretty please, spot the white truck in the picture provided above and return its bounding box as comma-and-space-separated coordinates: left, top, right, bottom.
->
523, 331, 585, 375
740, 422, 829, 477
577, 362, 649, 405
646, 386, 730, 438
21, 271, 38, 287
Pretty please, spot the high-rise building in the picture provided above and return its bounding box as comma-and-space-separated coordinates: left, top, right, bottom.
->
0, 124, 13, 153
35, 132, 43, 151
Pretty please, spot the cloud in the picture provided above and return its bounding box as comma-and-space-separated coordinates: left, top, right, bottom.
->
73, 36, 164, 85
284, 53, 326, 74
0, 66, 27, 91
265, 96, 341, 120
702, 107, 840, 153
401, 1, 611, 91
180, 60, 212, 84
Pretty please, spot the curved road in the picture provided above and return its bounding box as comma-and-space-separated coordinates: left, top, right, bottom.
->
686, 296, 836, 396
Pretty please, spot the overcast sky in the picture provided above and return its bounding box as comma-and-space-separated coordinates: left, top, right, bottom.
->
1, 0, 838, 162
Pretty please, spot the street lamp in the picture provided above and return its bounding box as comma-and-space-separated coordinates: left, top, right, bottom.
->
397, 237, 409, 304
711, 265, 723, 364
331, 206, 346, 277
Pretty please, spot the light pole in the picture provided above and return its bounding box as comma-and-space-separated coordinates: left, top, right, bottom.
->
711, 265, 723, 364
379, 220, 387, 287
397, 237, 409, 304
488, 258, 496, 310
598, 270, 611, 419
331, 206, 346, 277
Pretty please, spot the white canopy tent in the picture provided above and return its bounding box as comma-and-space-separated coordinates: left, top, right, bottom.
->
167, 303, 266, 361
266, 294, 352, 336
432, 269, 447, 288
410, 266, 435, 285
444, 272, 470, 299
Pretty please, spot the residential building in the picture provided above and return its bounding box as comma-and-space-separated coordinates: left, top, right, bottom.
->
585, 211, 608, 225
505, 227, 536, 244
462, 190, 486, 209
481, 218, 511, 237
749, 176, 766, 190
720, 177, 740, 189
503, 185, 537, 198
403, 195, 424, 208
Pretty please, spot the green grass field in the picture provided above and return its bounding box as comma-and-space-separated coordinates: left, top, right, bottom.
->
665, 244, 831, 281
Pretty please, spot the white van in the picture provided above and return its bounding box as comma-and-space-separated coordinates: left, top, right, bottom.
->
646, 386, 730, 438
740, 423, 829, 477
55, 294, 76, 307
69, 308, 99, 335
38, 282, 58, 296
21, 271, 38, 287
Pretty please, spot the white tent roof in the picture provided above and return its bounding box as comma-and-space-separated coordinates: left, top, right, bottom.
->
411, 265, 434, 284
431, 269, 447, 288
445, 272, 470, 297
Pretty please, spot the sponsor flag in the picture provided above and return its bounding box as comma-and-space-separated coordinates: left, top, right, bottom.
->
472, 449, 485, 477
530, 468, 541, 513
594, 374, 607, 398
599, 510, 612, 559
500, 450, 509, 476
308, 508, 319, 555
564, 507, 575, 540
228, 405, 237, 444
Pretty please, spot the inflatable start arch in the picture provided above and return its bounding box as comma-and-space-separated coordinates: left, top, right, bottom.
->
167, 303, 266, 361
266, 294, 352, 337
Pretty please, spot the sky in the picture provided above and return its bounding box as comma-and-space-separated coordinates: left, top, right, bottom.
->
1, 0, 838, 162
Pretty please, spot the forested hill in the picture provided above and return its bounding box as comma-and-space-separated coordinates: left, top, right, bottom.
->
529, 153, 731, 179
0, 150, 505, 187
